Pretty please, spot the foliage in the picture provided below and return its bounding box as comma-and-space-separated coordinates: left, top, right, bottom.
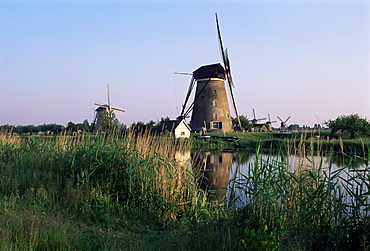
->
326, 114, 370, 139
38, 123, 65, 135
0, 123, 65, 135
93, 110, 125, 133
129, 116, 172, 132
18, 124, 39, 135
66, 119, 91, 133
159, 116, 170, 122
288, 124, 300, 131
232, 115, 252, 132
130, 120, 156, 131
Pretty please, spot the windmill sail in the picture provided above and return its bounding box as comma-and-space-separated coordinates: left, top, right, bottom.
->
215, 13, 242, 130
179, 76, 196, 119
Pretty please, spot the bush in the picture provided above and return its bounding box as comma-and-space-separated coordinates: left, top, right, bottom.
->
326, 114, 370, 139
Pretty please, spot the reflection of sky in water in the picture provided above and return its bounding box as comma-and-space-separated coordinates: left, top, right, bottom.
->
186, 151, 369, 208
205, 151, 370, 208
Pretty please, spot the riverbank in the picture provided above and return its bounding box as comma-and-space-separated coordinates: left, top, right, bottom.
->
192, 131, 370, 155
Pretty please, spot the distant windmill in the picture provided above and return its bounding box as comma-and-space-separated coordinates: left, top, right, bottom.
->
178, 13, 241, 132
92, 84, 125, 132
251, 108, 267, 126
265, 114, 277, 132
314, 114, 324, 129
277, 116, 291, 131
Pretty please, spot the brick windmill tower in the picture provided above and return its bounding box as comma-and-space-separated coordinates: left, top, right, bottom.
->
178, 14, 242, 133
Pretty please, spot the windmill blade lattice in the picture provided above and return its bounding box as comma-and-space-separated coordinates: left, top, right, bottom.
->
215, 13, 241, 130
94, 84, 125, 116
267, 114, 277, 123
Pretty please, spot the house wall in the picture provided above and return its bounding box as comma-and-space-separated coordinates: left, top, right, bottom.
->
174, 121, 191, 138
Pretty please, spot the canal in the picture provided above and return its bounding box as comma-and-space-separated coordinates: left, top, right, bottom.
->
185, 149, 369, 209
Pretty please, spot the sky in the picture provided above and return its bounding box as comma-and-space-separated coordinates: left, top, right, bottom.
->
1, 0, 369, 128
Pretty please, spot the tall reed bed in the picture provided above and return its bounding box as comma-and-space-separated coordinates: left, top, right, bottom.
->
232, 143, 370, 250
0, 130, 203, 250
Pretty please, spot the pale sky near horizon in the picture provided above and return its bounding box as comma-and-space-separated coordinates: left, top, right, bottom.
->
1, 0, 369, 128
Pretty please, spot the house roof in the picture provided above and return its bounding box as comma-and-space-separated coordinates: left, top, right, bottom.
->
153, 119, 191, 132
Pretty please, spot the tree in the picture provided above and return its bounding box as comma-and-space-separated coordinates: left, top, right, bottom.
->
66, 122, 77, 132
38, 123, 64, 135
66, 120, 91, 133
130, 120, 156, 132
288, 124, 300, 131
82, 119, 90, 132
159, 116, 170, 122
16, 125, 39, 135
325, 114, 370, 139
0, 124, 15, 132
94, 111, 123, 133
232, 115, 252, 132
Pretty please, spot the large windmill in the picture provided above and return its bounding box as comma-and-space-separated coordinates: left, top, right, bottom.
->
178, 13, 242, 133
92, 84, 125, 132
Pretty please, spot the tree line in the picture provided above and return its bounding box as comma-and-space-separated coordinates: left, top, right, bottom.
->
1, 114, 369, 138
0, 116, 171, 135
0, 123, 65, 135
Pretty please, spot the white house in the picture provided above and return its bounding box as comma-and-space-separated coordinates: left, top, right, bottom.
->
153, 119, 191, 138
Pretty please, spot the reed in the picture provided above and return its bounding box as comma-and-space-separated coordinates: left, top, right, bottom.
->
0, 130, 205, 249
232, 139, 370, 250
1, 129, 369, 250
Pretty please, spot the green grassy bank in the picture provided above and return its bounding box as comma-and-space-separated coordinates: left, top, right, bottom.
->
0, 131, 369, 250
193, 131, 370, 155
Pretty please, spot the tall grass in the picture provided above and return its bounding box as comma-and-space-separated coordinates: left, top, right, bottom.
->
0, 130, 205, 250
1, 129, 369, 250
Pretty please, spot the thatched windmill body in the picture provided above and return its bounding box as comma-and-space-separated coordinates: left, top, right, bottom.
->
92, 84, 125, 132
178, 14, 241, 133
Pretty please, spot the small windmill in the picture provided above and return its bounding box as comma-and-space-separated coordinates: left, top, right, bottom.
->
265, 114, 277, 132
277, 116, 291, 131
314, 114, 324, 129
251, 108, 267, 126
92, 84, 125, 132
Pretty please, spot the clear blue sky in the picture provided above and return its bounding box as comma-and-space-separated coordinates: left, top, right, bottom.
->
1, 0, 369, 127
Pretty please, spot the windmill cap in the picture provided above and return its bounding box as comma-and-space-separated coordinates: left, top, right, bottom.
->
193, 63, 225, 80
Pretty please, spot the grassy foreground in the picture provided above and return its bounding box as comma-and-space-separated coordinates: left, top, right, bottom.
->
0, 131, 369, 250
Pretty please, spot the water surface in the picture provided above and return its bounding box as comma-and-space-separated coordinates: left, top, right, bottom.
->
187, 150, 369, 207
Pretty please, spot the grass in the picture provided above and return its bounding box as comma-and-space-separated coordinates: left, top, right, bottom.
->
1, 131, 237, 250
0, 130, 369, 250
